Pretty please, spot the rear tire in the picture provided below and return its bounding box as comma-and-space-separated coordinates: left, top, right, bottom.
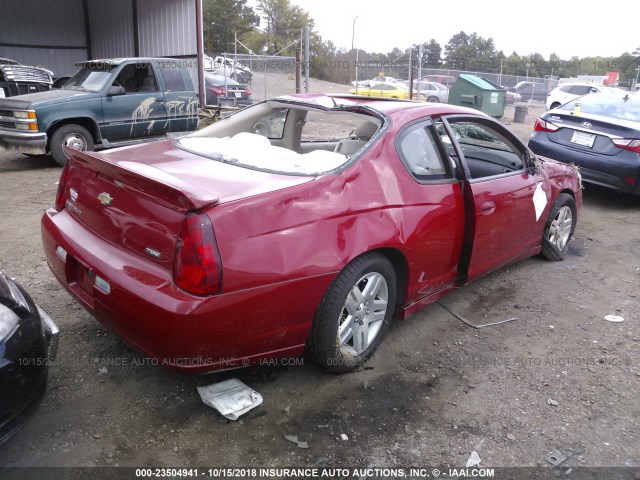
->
50, 124, 94, 167
427, 96, 439, 102
307, 253, 397, 372
541, 193, 576, 261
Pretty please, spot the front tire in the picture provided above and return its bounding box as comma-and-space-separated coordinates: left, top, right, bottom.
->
307, 253, 397, 372
50, 124, 94, 166
541, 193, 576, 261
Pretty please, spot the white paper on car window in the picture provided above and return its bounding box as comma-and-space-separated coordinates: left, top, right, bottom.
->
533, 182, 547, 222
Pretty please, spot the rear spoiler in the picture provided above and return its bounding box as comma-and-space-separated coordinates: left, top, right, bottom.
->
65, 147, 220, 214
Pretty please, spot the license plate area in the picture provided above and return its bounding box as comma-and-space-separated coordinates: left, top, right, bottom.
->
570, 130, 596, 148
235, 92, 241, 98
66, 256, 95, 307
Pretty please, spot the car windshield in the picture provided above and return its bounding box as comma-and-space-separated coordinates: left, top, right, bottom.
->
63, 65, 115, 92
558, 94, 640, 122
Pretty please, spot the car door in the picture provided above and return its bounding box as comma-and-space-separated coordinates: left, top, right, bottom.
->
156, 62, 198, 133
395, 119, 466, 298
100, 62, 167, 140
437, 116, 548, 282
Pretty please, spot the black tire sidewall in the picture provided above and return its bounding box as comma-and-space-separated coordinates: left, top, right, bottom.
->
308, 253, 397, 372
50, 124, 94, 167
541, 193, 577, 260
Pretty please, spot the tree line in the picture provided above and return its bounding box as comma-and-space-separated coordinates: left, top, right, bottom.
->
204, 0, 640, 85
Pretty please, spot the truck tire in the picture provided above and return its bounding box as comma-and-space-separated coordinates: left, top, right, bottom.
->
50, 124, 94, 166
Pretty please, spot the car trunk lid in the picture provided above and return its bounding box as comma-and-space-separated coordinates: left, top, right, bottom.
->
60, 142, 315, 268
544, 112, 640, 157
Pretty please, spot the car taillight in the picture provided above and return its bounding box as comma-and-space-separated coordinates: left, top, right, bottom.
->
54, 161, 71, 211
210, 88, 226, 95
612, 139, 640, 153
245, 89, 251, 96
534, 118, 560, 132
174, 213, 222, 296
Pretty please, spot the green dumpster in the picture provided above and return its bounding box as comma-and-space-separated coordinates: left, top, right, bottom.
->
448, 74, 506, 118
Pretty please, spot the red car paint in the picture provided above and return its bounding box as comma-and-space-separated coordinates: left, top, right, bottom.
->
41, 94, 582, 372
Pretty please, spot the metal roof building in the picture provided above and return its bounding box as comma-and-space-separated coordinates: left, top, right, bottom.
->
0, 0, 206, 104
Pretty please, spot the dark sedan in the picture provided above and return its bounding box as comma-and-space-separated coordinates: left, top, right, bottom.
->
0, 271, 58, 445
510, 81, 548, 102
204, 72, 252, 107
529, 92, 640, 194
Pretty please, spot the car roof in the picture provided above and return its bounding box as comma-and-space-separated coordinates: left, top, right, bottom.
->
558, 82, 603, 87
272, 93, 487, 117
205, 72, 240, 84
75, 58, 180, 67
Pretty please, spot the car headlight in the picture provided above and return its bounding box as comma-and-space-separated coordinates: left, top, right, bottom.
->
0, 304, 20, 343
13, 110, 36, 120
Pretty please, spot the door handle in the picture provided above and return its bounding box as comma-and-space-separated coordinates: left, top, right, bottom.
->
480, 201, 496, 216
154, 98, 165, 103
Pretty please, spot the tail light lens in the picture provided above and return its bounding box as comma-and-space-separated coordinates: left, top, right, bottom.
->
245, 89, 251, 96
174, 213, 222, 296
534, 118, 560, 132
210, 88, 226, 95
612, 139, 640, 153
54, 161, 71, 211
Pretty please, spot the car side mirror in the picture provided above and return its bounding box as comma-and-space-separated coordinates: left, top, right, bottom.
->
526, 150, 540, 175
107, 85, 125, 96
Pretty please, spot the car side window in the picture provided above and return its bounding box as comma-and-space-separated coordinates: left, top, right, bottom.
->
114, 63, 157, 93
252, 108, 288, 139
396, 122, 450, 181
440, 119, 525, 179
159, 66, 187, 92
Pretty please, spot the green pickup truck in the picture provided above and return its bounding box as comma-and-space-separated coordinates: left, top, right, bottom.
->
0, 58, 198, 165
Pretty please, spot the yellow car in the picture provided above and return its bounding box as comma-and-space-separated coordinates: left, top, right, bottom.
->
349, 82, 424, 100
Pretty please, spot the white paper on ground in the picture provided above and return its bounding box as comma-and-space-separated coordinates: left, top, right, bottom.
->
466, 450, 481, 467
197, 378, 263, 420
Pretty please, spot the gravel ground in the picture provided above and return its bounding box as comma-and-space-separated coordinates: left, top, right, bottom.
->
0, 83, 639, 478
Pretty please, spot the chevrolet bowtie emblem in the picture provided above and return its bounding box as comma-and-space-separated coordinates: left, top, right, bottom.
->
98, 192, 113, 205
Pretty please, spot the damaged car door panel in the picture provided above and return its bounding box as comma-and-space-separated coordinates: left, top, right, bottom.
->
0, 58, 198, 166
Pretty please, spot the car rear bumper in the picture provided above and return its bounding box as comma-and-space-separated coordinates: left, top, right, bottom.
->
530, 134, 640, 195
42, 208, 333, 372
0, 127, 47, 155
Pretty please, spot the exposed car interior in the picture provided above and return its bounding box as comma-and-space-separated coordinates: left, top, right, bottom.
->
183, 100, 383, 174
436, 119, 525, 178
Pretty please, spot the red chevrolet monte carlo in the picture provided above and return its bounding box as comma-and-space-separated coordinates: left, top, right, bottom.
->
41, 94, 582, 373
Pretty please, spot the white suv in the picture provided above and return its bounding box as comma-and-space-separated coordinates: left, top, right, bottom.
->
546, 83, 617, 109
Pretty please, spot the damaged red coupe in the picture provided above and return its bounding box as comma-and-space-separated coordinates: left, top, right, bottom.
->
41, 94, 582, 372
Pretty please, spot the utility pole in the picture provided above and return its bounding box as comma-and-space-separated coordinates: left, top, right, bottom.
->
417, 43, 423, 100
351, 17, 358, 85
304, 27, 310, 92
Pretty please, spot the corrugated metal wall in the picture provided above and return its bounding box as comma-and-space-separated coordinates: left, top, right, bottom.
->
137, 0, 197, 57
0, 0, 198, 78
88, 0, 136, 59
0, 0, 88, 75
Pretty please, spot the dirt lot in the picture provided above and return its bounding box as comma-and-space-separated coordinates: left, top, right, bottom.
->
0, 89, 639, 478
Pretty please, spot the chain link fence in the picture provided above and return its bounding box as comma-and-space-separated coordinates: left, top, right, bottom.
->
210, 53, 297, 101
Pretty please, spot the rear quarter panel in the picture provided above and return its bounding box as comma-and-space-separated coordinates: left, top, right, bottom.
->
206, 119, 466, 307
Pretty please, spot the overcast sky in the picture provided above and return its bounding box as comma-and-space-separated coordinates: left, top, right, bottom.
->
281, 0, 637, 60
